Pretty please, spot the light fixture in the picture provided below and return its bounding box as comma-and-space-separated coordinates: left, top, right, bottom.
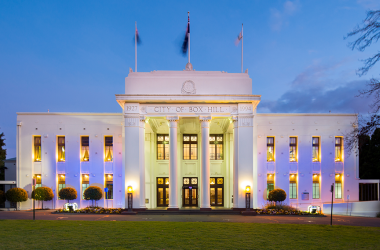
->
245, 185, 251, 193
127, 186, 133, 193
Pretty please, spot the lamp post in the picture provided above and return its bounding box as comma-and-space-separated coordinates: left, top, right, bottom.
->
245, 185, 251, 211
127, 186, 133, 212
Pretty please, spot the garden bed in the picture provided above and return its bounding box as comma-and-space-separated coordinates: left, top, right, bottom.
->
54, 207, 123, 214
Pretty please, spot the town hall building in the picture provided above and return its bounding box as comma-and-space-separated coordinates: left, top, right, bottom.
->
15, 63, 378, 214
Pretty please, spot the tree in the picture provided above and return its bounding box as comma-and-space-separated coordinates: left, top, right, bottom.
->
6, 188, 27, 210
32, 187, 54, 209
268, 189, 287, 202
0, 190, 6, 204
83, 186, 103, 207
58, 187, 77, 203
359, 128, 380, 179
0, 133, 7, 181
345, 10, 380, 153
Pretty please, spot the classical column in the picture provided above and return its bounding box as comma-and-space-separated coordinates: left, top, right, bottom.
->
200, 116, 211, 210
139, 115, 146, 209
167, 116, 179, 210
232, 116, 239, 208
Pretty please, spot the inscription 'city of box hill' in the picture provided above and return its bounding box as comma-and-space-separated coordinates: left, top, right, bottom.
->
146, 106, 230, 113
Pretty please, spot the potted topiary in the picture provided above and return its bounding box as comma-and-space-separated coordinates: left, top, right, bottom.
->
58, 187, 77, 212
268, 188, 287, 203
84, 186, 103, 207
32, 187, 54, 209
0, 190, 6, 204
5, 187, 28, 210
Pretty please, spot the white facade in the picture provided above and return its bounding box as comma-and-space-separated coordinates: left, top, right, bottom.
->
15, 68, 365, 211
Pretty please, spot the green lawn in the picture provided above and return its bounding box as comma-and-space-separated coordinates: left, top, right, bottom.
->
0, 220, 379, 249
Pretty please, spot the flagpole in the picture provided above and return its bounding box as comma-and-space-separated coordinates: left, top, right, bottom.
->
241, 23, 243, 73
188, 11, 190, 64
135, 21, 137, 72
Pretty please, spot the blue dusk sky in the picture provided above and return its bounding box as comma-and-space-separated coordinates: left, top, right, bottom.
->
1, 0, 379, 158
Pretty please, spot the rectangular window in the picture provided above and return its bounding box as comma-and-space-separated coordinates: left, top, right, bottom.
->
267, 137, 275, 162
335, 137, 343, 162
58, 136, 65, 162
335, 174, 342, 199
267, 174, 274, 199
58, 174, 66, 199
289, 137, 297, 162
34, 174, 42, 188
105, 174, 113, 199
34, 136, 41, 162
209, 135, 223, 160
157, 134, 169, 160
81, 136, 89, 162
312, 174, 320, 199
82, 174, 90, 199
289, 174, 297, 199
183, 135, 198, 160
312, 137, 320, 162
104, 136, 113, 162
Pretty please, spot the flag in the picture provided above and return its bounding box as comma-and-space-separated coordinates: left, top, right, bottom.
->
135, 27, 141, 45
235, 31, 242, 46
182, 22, 190, 55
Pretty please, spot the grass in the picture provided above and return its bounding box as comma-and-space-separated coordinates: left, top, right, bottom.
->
0, 220, 379, 249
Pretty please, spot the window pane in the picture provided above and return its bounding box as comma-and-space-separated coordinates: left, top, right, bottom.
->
313, 183, 320, 199
267, 137, 274, 145
267, 183, 274, 199
106, 184, 113, 199
184, 136, 190, 141
335, 137, 341, 145
34, 137, 41, 162
217, 188, 223, 205
158, 188, 163, 205
217, 178, 223, 184
335, 183, 342, 199
105, 146, 113, 162
58, 145, 65, 162
82, 146, 89, 161
191, 136, 197, 142
209, 145, 215, 160
158, 136, 164, 142
192, 189, 197, 204
165, 144, 170, 160
216, 144, 223, 160
335, 146, 341, 161
289, 146, 296, 162
267, 146, 274, 162
217, 136, 223, 142
312, 137, 319, 145
183, 144, 190, 160
209, 136, 215, 142
183, 178, 189, 184
312, 146, 319, 162
157, 178, 164, 185
191, 144, 197, 159
290, 137, 296, 144
157, 144, 164, 160
164, 136, 169, 141
210, 188, 215, 205
191, 178, 197, 185
185, 189, 189, 204
210, 178, 216, 184
165, 188, 169, 205
165, 178, 169, 185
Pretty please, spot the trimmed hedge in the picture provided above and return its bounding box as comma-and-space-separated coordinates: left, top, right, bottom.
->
0, 190, 6, 203
6, 188, 28, 210
84, 186, 102, 206
268, 188, 287, 202
32, 187, 54, 209
58, 187, 77, 203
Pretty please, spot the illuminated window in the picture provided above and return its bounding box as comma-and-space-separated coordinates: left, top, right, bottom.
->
34, 136, 41, 162
335, 174, 342, 199
183, 134, 197, 160
210, 177, 224, 206
335, 137, 343, 162
289, 174, 297, 199
58, 174, 66, 199
58, 136, 65, 162
34, 174, 42, 188
267, 174, 274, 199
312, 137, 320, 162
104, 136, 113, 162
209, 135, 223, 160
157, 134, 169, 160
81, 136, 89, 162
289, 137, 297, 162
82, 174, 90, 199
105, 174, 113, 199
267, 137, 275, 162
312, 174, 320, 199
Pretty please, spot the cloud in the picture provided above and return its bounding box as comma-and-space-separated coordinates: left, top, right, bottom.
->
270, 1, 299, 31
258, 60, 374, 114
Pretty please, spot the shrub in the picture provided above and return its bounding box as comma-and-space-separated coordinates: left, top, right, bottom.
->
376, 212, 380, 218
58, 187, 77, 203
0, 190, 6, 203
6, 188, 28, 210
268, 188, 287, 202
32, 187, 54, 209
84, 186, 103, 207
264, 201, 296, 211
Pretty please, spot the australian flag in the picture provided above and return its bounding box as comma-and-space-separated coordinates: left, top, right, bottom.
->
181, 21, 190, 55
135, 27, 141, 45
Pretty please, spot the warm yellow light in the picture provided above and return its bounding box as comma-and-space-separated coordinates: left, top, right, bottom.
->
127, 186, 133, 193
37, 175, 41, 178
313, 174, 317, 177
165, 180, 169, 184
291, 174, 294, 177
85, 175, 89, 178
336, 174, 340, 177
269, 174, 272, 177
61, 175, 65, 178
108, 174, 112, 177
245, 185, 251, 193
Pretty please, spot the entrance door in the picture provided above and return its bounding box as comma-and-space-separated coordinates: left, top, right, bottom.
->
157, 177, 169, 207
210, 177, 224, 206
182, 177, 198, 207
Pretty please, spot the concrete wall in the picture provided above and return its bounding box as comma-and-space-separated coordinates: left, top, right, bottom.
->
323, 201, 380, 217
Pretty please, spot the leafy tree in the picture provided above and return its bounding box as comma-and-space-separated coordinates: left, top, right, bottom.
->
345, 10, 380, 153
83, 186, 103, 207
0, 133, 7, 181
58, 187, 77, 203
6, 188, 27, 210
0, 190, 6, 204
32, 187, 54, 209
268, 189, 287, 202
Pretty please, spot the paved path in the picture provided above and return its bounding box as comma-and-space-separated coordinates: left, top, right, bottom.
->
0, 210, 379, 227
